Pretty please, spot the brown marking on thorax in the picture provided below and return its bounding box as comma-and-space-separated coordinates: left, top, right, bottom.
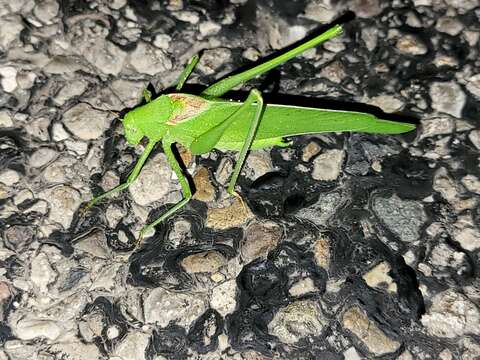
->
166, 94, 209, 125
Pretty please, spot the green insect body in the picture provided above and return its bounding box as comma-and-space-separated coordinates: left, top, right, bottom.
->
126, 93, 414, 151
85, 24, 416, 244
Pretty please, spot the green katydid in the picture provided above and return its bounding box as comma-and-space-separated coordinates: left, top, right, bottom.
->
84, 24, 415, 243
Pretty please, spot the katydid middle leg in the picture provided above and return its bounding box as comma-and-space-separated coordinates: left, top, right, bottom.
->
226, 89, 265, 196
84, 140, 157, 210
189, 89, 265, 197
138, 137, 193, 241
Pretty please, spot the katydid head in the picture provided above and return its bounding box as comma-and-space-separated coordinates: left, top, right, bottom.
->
122, 112, 145, 145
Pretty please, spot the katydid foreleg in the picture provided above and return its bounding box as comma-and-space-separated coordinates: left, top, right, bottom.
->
176, 54, 200, 91
138, 137, 193, 241
226, 89, 264, 196
85, 140, 157, 210
141, 54, 199, 104
143, 89, 152, 103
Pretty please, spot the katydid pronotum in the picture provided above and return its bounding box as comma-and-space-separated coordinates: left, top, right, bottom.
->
84, 25, 415, 243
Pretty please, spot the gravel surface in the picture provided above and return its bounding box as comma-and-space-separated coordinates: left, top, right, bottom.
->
1, 0, 479, 359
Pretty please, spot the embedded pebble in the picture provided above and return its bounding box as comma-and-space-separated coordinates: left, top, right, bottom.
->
3, 225, 35, 251
129, 42, 172, 75
241, 220, 282, 262
143, 288, 207, 327
396, 34, 428, 55
429, 81, 466, 118
362, 261, 397, 293
30, 252, 56, 293
0, 66, 18, 92
0, 15, 24, 50
42, 156, 78, 184
215, 158, 233, 185
453, 216, 480, 251
343, 347, 362, 360
106, 325, 120, 340
342, 306, 401, 356
0, 111, 13, 127
74, 231, 110, 259
350, 0, 382, 18
444, 0, 478, 12
302, 142, 321, 162
242, 47, 260, 62
38, 185, 82, 228
210, 279, 237, 316
44, 55, 87, 75
0, 282, 13, 321
65, 139, 89, 155
320, 61, 346, 83
296, 191, 343, 226
312, 149, 344, 181
181, 250, 227, 274
62, 103, 111, 140
129, 152, 171, 206
419, 117, 454, 139
192, 166, 216, 202
33, 0, 59, 23
113, 331, 150, 360
433, 167, 458, 202
433, 53, 458, 67
268, 300, 326, 344
153, 34, 171, 49
244, 149, 274, 181
435, 16, 464, 36
197, 48, 232, 76
25, 117, 50, 141
421, 290, 480, 338
461, 174, 480, 194
109, 0, 127, 9
3, 341, 37, 360
29, 147, 57, 168
199, 21, 221, 36
289, 278, 317, 297
90, 263, 123, 292
0, 169, 20, 186
206, 198, 253, 229
460, 338, 480, 359
313, 237, 330, 270
397, 350, 414, 360
367, 95, 404, 113
405, 11, 422, 27
372, 194, 426, 243
428, 242, 468, 273
172, 10, 200, 24
302, 1, 336, 23
110, 79, 146, 107
79, 39, 127, 76
466, 74, 480, 99
12, 316, 67, 341
468, 130, 480, 149
54, 80, 88, 106
361, 27, 378, 51
49, 342, 102, 360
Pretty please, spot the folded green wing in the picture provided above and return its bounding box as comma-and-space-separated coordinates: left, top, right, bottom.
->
213, 103, 415, 150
